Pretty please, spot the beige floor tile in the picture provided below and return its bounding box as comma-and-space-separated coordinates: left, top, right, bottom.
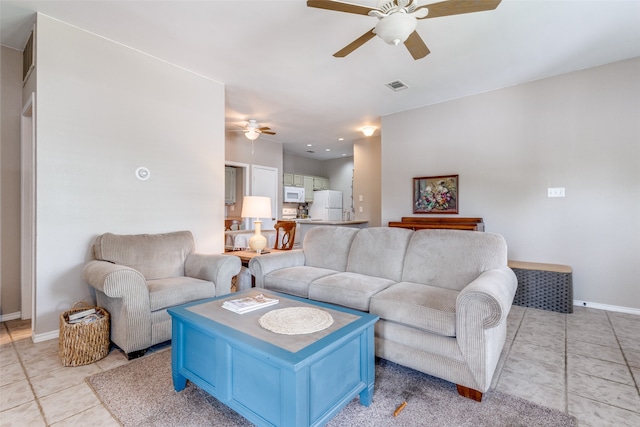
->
568, 393, 640, 427
94, 349, 128, 371
568, 371, 640, 412
568, 340, 626, 364
50, 403, 120, 427
571, 306, 608, 319
618, 336, 640, 353
567, 324, 618, 347
6, 322, 33, 343
631, 367, 640, 387
14, 338, 59, 362
38, 382, 102, 425
496, 372, 566, 412
0, 358, 27, 387
31, 363, 103, 398
0, 379, 35, 412
513, 328, 565, 351
500, 357, 565, 392
21, 351, 65, 378
508, 340, 565, 369
0, 325, 11, 346
623, 349, 640, 368
0, 400, 47, 427
0, 345, 20, 368
568, 353, 634, 386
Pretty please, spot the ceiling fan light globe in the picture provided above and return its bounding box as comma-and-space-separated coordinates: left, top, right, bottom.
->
374, 13, 417, 46
245, 130, 260, 140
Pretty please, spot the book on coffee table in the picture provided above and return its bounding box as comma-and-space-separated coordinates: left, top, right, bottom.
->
222, 293, 279, 314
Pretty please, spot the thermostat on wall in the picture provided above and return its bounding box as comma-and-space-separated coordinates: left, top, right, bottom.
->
135, 167, 150, 180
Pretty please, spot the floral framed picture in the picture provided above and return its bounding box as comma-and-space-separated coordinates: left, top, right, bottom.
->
413, 175, 458, 214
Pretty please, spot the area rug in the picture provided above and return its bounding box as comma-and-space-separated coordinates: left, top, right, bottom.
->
87, 349, 577, 427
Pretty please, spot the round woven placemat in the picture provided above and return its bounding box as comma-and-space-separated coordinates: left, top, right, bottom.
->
259, 307, 334, 335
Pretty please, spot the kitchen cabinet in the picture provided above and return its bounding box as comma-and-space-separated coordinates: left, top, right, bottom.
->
313, 177, 329, 190
293, 174, 304, 187
283, 173, 294, 187
303, 176, 314, 202
225, 166, 236, 205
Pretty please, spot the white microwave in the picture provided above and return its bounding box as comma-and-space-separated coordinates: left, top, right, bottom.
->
284, 186, 305, 203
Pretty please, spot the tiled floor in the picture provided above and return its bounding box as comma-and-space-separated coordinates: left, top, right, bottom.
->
1, 305, 639, 426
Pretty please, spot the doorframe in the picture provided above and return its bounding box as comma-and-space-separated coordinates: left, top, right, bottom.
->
225, 161, 250, 229
251, 164, 279, 230
21, 93, 36, 327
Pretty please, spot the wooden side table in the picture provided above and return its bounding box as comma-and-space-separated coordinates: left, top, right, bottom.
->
224, 249, 286, 291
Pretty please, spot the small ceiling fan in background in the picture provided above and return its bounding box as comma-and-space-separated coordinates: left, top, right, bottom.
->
233, 119, 276, 141
307, 0, 502, 60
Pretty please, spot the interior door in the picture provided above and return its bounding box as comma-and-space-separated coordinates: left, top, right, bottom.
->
251, 165, 278, 230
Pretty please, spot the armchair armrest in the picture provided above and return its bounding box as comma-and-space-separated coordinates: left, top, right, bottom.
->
185, 253, 241, 296
249, 250, 306, 288
82, 260, 148, 300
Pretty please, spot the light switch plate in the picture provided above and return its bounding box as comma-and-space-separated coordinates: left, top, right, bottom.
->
548, 187, 565, 197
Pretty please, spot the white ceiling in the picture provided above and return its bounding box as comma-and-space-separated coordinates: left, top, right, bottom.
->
2, 0, 639, 160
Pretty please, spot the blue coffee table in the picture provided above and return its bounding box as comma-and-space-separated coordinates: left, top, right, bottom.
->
168, 290, 379, 427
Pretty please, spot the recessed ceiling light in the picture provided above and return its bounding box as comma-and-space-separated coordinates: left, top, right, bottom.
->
306, 144, 313, 147
338, 137, 344, 141
325, 148, 331, 151
342, 153, 347, 156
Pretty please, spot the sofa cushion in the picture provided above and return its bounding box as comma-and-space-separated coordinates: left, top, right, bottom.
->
402, 230, 508, 291
370, 282, 459, 337
263, 266, 338, 298
147, 276, 216, 311
303, 226, 359, 271
346, 227, 413, 282
309, 272, 396, 312
93, 231, 194, 280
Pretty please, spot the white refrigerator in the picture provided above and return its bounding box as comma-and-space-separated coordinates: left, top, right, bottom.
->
309, 190, 343, 221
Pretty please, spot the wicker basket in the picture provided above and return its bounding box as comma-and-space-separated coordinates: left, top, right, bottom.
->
59, 303, 110, 367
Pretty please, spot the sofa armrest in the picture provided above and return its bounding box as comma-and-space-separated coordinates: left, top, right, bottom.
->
455, 267, 517, 392
185, 253, 242, 296
457, 267, 517, 330
82, 260, 148, 299
249, 250, 306, 288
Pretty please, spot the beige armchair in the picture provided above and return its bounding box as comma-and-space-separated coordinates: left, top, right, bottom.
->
82, 230, 241, 359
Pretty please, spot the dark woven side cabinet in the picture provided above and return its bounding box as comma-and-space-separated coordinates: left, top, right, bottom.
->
508, 261, 573, 313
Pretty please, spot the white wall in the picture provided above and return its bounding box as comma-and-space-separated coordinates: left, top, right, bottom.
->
0, 46, 23, 317
32, 15, 226, 336
323, 156, 354, 216
354, 135, 382, 226
381, 58, 640, 310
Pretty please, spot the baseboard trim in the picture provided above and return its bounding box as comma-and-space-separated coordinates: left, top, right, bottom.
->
0, 311, 22, 322
574, 300, 640, 316
33, 329, 59, 343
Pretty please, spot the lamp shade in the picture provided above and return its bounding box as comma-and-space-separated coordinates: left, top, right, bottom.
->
241, 196, 272, 219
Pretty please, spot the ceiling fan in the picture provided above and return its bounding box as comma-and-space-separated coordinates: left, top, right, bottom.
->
235, 119, 276, 141
307, 0, 502, 60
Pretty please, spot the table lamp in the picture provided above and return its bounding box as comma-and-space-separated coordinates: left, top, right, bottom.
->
241, 196, 272, 253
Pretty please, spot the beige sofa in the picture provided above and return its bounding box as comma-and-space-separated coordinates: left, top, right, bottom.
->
249, 226, 517, 401
82, 231, 241, 359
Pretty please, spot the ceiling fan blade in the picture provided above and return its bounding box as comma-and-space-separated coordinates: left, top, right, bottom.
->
416, 0, 501, 19
307, 0, 374, 16
404, 31, 430, 60
333, 29, 376, 57
261, 131, 276, 135
258, 127, 272, 131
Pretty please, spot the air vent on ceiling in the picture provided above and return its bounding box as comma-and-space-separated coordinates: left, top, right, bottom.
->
385, 80, 409, 92
306, 150, 315, 154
